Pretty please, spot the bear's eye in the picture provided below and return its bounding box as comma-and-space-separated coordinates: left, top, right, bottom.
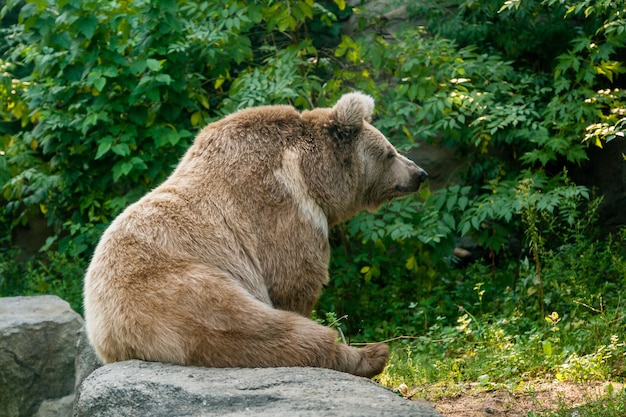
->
386, 151, 395, 160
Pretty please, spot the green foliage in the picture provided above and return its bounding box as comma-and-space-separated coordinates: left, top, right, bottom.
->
0, 249, 86, 314
323, 22, 595, 320
315, 0, 625, 347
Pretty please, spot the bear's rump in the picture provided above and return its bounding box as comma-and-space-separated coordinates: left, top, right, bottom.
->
89, 263, 344, 369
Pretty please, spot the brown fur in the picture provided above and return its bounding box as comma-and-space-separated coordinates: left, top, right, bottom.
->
84, 92, 428, 378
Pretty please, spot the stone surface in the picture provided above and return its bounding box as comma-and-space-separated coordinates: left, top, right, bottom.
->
34, 394, 75, 417
75, 360, 442, 417
0, 295, 83, 417
74, 325, 102, 394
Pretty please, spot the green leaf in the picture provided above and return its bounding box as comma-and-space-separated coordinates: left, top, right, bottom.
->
542, 340, 553, 357
442, 212, 456, 229
129, 156, 148, 171
77, 16, 98, 40
154, 74, 172, 84
112, 160, 133, 181
95, 136, 114, 159
93, 77, 106, 92
458, 196, 469, 210
101, 66, 119, 78
130, 59, 147, 75
146, 59, 162, 71
446, 194, 458, 211
333, 0, 346, 11
471, 216, 481, 231
111, 143, 130, 156
460, 221, 471, 236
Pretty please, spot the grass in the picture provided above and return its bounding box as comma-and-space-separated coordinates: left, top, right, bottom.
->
375, 336, 625, 416
372, 302, 625, 416
529, 384, 626, 417
378, 314, 624, 388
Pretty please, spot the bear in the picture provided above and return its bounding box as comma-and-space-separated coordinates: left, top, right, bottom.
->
83, 92, 428, 378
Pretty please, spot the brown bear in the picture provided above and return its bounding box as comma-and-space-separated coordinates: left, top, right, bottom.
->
84, 92, 428, 378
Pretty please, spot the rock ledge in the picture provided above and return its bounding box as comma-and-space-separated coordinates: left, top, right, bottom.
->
75, 360, 441, 417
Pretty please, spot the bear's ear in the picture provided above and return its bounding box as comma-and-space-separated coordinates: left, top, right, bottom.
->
332, 92, 374, 130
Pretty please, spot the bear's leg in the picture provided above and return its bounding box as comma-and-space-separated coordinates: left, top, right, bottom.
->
181, 267, 388, 377
186, 298, 389, 378
101, 264, 388, 378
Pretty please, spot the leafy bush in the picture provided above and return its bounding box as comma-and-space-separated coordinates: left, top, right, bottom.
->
320, 2, 626, 393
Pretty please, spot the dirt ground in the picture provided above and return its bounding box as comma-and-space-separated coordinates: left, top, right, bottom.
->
409, 382, 623, 417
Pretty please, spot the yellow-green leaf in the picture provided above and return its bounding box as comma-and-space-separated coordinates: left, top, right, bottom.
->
214, 77, 226, 90
334, 0, 346, 10
594, 137, 603, 148
542, 340, 552, 357
191, 111, 203, 127
405, 255, 417, 271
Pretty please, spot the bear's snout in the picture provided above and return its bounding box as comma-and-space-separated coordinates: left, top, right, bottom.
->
394, 156, 428, 194
403, 166, 428, 192
416, 166, 429, 184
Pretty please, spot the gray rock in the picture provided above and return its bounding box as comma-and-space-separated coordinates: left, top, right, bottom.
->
75, 360, 441, 417
34, 394, 75, 417
0, 295, 83, 417
73, 325, 102, 394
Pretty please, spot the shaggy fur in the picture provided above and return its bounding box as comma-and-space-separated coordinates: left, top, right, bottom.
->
84, 92, 428, 378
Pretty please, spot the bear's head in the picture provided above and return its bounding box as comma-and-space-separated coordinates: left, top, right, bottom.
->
300, 92, 428, 225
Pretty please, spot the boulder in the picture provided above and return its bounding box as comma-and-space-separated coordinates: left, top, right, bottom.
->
0, 295, 83, 417
34, 395, 75, 417
73, 325, 102, 394
75, 360, 441, 417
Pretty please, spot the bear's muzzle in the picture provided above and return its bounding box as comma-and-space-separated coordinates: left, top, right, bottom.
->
395, 156, 428, 194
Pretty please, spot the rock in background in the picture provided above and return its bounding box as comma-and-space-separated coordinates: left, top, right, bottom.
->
75, 360, 441, 417
0, 296, 83, 417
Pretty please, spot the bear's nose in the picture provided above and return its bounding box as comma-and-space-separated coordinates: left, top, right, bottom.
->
416, 167, 428, 183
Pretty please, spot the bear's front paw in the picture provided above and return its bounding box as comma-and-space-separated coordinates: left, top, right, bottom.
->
354, 342, 389, 378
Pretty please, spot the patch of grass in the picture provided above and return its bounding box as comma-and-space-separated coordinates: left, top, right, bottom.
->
376, 310, 625, 398
529, 385, 626, 417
